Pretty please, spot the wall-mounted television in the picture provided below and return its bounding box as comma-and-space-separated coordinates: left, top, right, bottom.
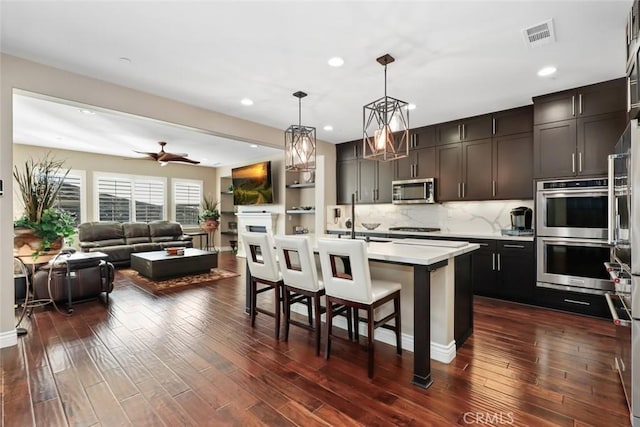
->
232, 161, 274, 205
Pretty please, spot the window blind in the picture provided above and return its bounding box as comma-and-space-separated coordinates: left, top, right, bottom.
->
97, 177, 132, 222
174, 181, 202, 225
134, 180, 165, 222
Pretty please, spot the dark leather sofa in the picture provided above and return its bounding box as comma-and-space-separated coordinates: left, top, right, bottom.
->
78, 221, 193, 266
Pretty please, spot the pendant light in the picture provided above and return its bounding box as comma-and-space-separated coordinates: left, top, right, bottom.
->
285, 91, 316, 171
363, 54, 409, 161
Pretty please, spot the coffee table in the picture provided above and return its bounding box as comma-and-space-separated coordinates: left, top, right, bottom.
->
131, 249, 218, 280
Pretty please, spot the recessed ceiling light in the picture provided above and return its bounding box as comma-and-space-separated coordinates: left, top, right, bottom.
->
323, 125, 334, 131
537, 66, 557, 77
250, 144, 258, 148
407, 104, 417, 110
241, 98, 254, 106
328, 57, 344, 67
79, 109, 95, 115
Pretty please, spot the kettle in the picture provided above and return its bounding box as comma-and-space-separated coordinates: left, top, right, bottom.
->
510, 206, 532, 230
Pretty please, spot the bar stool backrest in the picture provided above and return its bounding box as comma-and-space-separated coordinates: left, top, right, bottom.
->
317, 238, 373, 304
241, 232, 280, 282
274, 235, 321, 292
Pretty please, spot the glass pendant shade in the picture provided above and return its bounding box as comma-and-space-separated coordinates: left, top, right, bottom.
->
285, 91, 316, 171
363, 54, 409, 161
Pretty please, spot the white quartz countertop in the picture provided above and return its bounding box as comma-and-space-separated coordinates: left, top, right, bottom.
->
319, 234, 480, 266
326, 228, 535, 242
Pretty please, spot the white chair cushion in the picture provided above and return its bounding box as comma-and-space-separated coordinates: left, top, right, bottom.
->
370, 280, 402, 303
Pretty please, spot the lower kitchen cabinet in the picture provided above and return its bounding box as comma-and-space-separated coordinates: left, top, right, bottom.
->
534, 287, 609, 318
470, 239, 535, 302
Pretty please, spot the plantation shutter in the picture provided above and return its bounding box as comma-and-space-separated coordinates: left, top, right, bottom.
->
174, 181, 202, 226
97, 177, 132, 222
53, 174, 82, 226
134, 180, 165, 222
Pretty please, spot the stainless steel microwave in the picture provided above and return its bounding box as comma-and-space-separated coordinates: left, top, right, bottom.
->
392, 178, 436, 204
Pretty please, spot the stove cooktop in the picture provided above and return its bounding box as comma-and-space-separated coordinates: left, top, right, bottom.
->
388, 226, 441, 233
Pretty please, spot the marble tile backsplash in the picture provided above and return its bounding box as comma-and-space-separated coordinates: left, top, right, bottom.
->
326, 200, 534, 235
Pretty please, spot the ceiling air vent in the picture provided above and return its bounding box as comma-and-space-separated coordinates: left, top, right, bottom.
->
522, 19, 556, 48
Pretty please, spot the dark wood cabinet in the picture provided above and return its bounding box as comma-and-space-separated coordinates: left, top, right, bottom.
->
535, 287, 609, 318
533, 78, 626, 125
436, 115, 492, 145
533, 78, 627, 179
492, 106, 533, 137
462, 138, 493, 200
469, 239, 535, 302
436, 143, 463, 201
409, 125, 436, 149
337, 158, 393, 204
496, 241, 535, 301
493, 132, 534, 199
454, 252, 473, 347
336, 140, 361, 161
337, 160, 357, 204
534, 111, 627, 179
394, 147, 436, 180
577, 111, 628, 176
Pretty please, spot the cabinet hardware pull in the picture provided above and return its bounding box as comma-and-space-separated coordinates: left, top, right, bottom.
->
458, 124, 462, 141
462, 182, 465, 198
492, 118, 496, 135
492, 253, 496, 270
479, 243, 489, 246
354, 145, 357, 158
563, 299, 590, 306
503, 244, 525, 249
462, 124, 466, 140
578, 93, 583, 115
497, 253, 501, 271
572, 153, 576, 173
571, 95, 575, 116
458, 182, 461, 198
578, 152, 583, 173
492, 180, 496, 197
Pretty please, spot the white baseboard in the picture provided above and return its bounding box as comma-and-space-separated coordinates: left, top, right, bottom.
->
0, 329, 17, 348
291, 305, 457, 364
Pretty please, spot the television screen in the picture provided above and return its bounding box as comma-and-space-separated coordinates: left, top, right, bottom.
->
232, 161, 274, 205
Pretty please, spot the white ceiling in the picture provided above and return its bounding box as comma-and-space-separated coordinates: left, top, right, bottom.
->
0, 1, 631, 167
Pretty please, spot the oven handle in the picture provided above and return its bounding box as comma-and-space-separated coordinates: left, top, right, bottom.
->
538, 189, 608, 197
539, 237, 609, 246
604, 292, 631, 327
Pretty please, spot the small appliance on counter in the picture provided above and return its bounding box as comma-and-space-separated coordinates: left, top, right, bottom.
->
501, 206, 533, 236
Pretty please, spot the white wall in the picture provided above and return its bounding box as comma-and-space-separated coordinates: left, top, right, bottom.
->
0, 54, 336, 348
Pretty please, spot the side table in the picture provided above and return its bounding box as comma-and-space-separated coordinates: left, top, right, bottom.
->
186, 231, 210, 251
63, 251, 109, 313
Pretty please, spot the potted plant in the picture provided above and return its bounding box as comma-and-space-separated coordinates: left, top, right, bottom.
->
13, 153, 76, 261
199, 194, 220, 232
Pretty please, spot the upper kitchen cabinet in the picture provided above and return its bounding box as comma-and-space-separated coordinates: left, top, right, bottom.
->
533, 78, 627, 179
336, 139, 361, 161
493, 132, 534, 199
409, 125, 436, 149
533, 78, 626, 125
394, 147, 436, 180
436, 114, 492, 145
337, 157, 393, 204
492, 106, 533, 137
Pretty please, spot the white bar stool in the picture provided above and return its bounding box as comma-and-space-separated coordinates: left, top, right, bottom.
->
242, 232, 283, 339
317, 238, 402, 378
274, 235, 353, 355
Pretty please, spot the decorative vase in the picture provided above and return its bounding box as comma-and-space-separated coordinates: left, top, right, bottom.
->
13, 227, 63, 263
200, 219, 219, 233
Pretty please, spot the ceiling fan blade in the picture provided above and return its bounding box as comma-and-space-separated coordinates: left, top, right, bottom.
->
133, 150, 160, 160
161, 154, 200, 164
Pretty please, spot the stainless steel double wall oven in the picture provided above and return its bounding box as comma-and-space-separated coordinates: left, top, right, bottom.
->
536, 177, 613, 295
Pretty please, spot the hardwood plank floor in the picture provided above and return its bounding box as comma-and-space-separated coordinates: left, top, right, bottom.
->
2, 252, 630, 426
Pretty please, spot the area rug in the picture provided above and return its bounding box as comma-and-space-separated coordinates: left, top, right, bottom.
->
119, 268, 239, 293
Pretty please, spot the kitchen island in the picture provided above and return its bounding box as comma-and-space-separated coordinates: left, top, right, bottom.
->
244, 235, 479, 389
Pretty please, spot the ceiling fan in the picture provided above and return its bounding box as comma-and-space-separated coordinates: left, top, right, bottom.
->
134, 141, 200, 165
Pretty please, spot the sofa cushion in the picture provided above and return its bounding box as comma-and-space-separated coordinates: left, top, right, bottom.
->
122, 222, 151, 244
91, 238, 127, 247
132, 242, 161, 253
78, 221, 124, 242
148, 221, 183, 240
89, 245, 133, 262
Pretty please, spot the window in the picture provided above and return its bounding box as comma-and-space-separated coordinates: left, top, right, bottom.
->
52, 174, 83, 226
174, 180, 202, 226
134, 180, 164, 222
96, 173, 166, 222
97, 176, 132, 222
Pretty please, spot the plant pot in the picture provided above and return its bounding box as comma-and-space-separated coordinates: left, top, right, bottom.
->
13, 227, 63, 263
200, 219, 219, 233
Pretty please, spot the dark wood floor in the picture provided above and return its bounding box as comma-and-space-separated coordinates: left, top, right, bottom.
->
2, 252, 630, 426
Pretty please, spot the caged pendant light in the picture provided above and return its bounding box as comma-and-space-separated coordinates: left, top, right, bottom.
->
363, 54, 409, 161
285, 91, 316, 171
